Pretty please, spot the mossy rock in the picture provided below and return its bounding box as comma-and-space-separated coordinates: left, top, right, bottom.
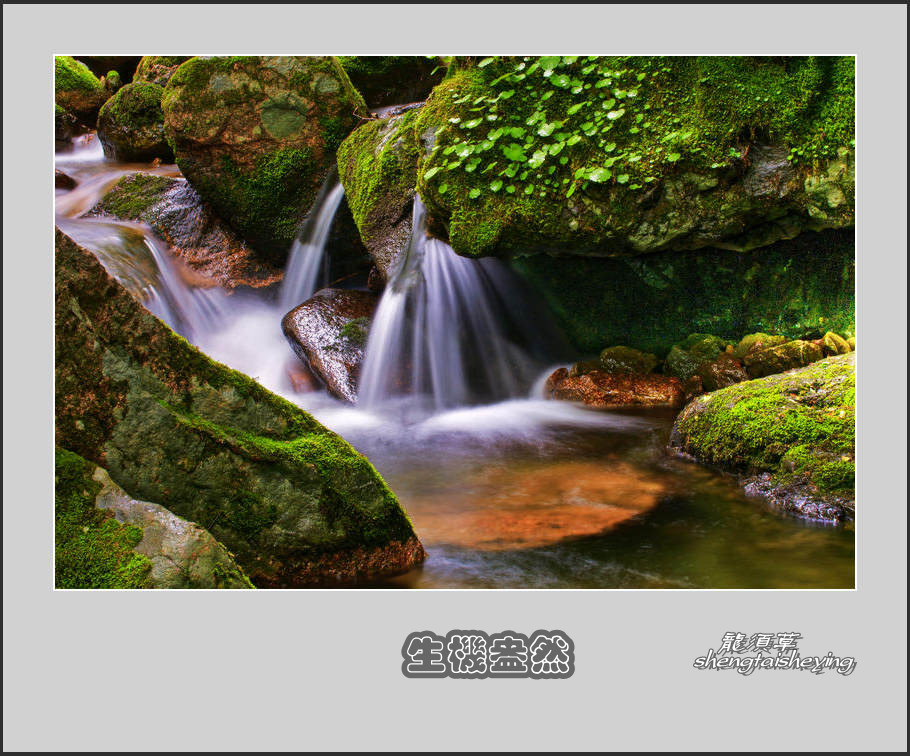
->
513, 228, 855, 355
55, 228, 424, 586
821, 330, 851, 356
406, 56, 853, 259
55, 56, 109, 126
134, 56, 192, 87
162, 56, 368, 264
337, 107, 421, 277
670, 353, 855, 520
665, 333, 728, 381
743, 339, 824, 378
598, 345, 657, 374
97, 82, 173, 161
338, 56, 445, 108
732, 332, 787, 359
55, 103, 79, 147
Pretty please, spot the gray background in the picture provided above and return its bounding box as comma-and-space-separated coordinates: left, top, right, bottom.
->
3, 4, 906, 751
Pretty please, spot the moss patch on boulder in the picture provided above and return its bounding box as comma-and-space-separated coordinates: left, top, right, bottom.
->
55, 228, 423, 585
97, 82, 174, 161
55, 56, 109, 126
162, 56, 368, 264
134, 56, 192, 87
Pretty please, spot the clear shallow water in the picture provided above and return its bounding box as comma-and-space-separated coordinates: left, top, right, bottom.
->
55, 138, 855, 590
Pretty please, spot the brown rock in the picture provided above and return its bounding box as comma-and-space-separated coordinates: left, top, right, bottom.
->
55, 169, 77, 190
282, 288, 378, 403
547, 369, 685, 409
696, 353, 749, 392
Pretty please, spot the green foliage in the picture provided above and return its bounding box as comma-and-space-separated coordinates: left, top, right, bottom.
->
54, 449, 151, 589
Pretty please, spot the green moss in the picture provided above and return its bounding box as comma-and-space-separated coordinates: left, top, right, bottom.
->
99, 82, 165, 129
665, 333, 728, 380
55, 55, 102, 95
339, 317, 370, 346
674, 354, 854, 494
55, 448, 152, 589
599, 346, 657, 374
96, 173, 174, 218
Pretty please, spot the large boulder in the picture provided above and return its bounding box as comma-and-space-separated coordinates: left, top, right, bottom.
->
337, 106, 421, 279
55, 448, 253, 589
162, 56, 368, 264
55, 229, 424, 586
93, 173, 281, 290
410, 56, 854, 259
134, 56, 192, 87
97, 82, 174, 161
282, 288, 378, 403
338, 56, 445, 108
544, 367, 684, 409
55, 56, 109, 126
670, 353, 855, 522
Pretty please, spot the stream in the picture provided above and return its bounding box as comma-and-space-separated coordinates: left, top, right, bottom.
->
55, 134, 855, 589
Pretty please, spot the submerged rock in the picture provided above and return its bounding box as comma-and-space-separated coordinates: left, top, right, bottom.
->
669, 353, 855, 522
97, 82, 174, 162
55, 448, 253, 589
162, 56, 367, 264
742, 339, 823, 378
337, 108, 420, 279
55, 229, 424, 586
55, 56, 109, 127
545, 368, 684, 409
282, 288, 378, 403
134, 56, 192, 87
93, 173, 282, 290
598, 345, 658, 374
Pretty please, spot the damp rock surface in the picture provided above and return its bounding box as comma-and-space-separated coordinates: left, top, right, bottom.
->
545, 368, 685, 409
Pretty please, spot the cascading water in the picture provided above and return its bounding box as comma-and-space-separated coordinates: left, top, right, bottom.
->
278, 170, 345, 311
358, 197, 568, 411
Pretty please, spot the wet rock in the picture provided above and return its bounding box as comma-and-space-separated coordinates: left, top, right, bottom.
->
670, 353, 855, 523
545, 368, 685, 409
567, 358, 601, 378
696, 353, 749, 392
337, 108, 420, 279
93, 173, 282, 290
743, 339, 824, 378
55, 229, 423, 586
664, 333, 728, 381
732, 332, 787, 359
134, 56, 192, 87
162, 56, 368, 264
821, 330, 851, 356
97, 82, 174, 162
599, 345, 658, 375
282, 288, 378, 403
55, 169, 77, 190
55, 56, 109, 127
338, 56, 445, 108
55, 105, 80, 148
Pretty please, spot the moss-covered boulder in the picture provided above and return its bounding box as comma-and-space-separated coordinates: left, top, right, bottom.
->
93, 173, 281, 289
821, 330, 851, 356
55, 56, 109, 126
410, 56, 854, 259
695, 353, 749, 392
743, 339, 824, 378
337, 107, 421, 278
732, 332, 787, 359
55, 228, 424, 586
598, 345, 657, 374
97, 83, 174, 161
134, 56, 192, 87
338, 56, 445, 108
102, 70, 122, 94
670, 353, 855, 521
56, 448, 253, 589
162, 56, 368, 264
513, 228, 855, 355
665, 333, 728, 381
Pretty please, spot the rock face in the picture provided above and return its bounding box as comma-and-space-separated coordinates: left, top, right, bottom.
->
93, 173, 282, 290
337, 108, 421, 279
282, 288, 378, 403
410, 56, 854, 259
162, 56, 368, 264
134, 56, 192, 87
513, 228, 855, 355
669, 353, 855, 522
97, 83, 174, 162
55, 104, 80, 148
338, 56, 444, 108
55, 56, 109, 127
743, 339, 824, 378
55, 229, 424, 586
544, 368, 684, 409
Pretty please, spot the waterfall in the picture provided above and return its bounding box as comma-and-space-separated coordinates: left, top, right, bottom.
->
278, 170, 345, 311
358, 198, 567, 411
